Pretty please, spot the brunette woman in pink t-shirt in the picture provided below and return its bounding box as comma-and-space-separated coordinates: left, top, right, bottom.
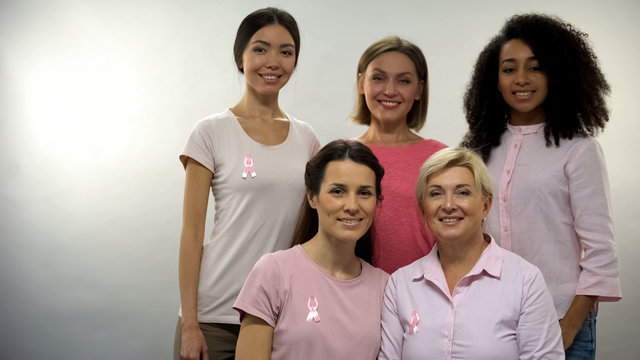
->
234, 140, 389, 360
352, 37, 447, 274
461, 14, 621, 359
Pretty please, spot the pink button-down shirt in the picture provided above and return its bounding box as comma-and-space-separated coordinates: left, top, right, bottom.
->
379, 238, 563, 360
485, 124, 622, 318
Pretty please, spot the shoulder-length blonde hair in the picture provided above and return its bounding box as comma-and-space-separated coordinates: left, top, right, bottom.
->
352, 36, 429, 131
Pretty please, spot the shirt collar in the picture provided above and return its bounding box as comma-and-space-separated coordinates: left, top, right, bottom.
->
412, 234, 503, 281
507, 122, 545, 135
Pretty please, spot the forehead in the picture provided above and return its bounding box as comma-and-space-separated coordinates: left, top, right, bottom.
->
366, 51, 417, 74
249, 24, 294, 45
428, 166, 474, 186
499, 39, 535, 61
322, 160, 375, 185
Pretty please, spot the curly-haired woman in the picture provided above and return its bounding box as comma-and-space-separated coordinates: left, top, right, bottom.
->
461, 13, 621, 359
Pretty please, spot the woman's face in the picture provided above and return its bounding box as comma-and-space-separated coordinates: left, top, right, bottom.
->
498, 39, 548, 125
240, 24, 296, 97
358, 51, 423, 128
308, 160, 377, 245
421, 166, 491, 245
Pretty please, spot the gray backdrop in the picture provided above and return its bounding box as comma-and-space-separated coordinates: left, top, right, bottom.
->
1, 0, 638, 359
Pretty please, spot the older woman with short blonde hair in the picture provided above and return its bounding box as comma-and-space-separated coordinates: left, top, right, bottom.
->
379, 147, 563, 359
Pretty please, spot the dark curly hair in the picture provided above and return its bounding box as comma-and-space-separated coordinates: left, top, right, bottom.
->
461, 13, 610, 161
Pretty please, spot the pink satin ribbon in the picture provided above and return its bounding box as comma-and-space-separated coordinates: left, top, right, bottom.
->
306, 295, 320, 323
409, 310, 420, 335
241, 154, 256, 179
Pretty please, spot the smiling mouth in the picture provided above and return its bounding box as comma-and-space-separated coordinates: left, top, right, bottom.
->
339, 218, 362, 225
379, 100, 400, 106
513, 90, 534, 98
439, 217, 463, 223
260, 74, 281, 80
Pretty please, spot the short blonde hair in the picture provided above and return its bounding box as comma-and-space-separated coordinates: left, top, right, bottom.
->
415, 147, 493, 210
352, 36, 429, 131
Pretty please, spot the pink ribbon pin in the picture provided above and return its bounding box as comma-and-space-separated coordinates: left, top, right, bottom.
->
306, 295, 320, 323
241, 154, 256, 179
409, 310, 420, 335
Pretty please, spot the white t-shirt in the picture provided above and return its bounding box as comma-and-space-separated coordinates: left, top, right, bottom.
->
179, 109, 320, 324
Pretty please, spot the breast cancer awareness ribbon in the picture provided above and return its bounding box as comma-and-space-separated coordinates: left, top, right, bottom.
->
241, 154, 256, 179
409, 310, 420, 335
306, 295, 320, 323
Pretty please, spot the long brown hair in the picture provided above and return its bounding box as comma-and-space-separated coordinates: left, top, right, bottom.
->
291, 140, 384, 263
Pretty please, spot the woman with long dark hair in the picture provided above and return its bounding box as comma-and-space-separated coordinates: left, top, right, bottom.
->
234, 140, 389, 359
174, 8, 319, 360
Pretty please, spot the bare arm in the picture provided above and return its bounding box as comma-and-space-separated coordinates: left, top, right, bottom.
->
559, 295, 597, 350
179, 159, 213, 360
236, 314, 274, 360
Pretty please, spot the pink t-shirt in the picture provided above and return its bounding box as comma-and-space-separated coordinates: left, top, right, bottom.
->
379, 237, 564, 360
234, 245, 389, 360
368, 139, 447, 274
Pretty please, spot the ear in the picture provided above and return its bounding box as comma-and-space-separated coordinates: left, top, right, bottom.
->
482, 195, 493, 217
307, 191, 317, 209
357, 73, 364, 95
415, 79, 425, 101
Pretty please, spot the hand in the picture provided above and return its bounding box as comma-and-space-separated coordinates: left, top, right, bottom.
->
180, 324, 208, 360
558, 295, 596, 350
558, 317, 581, 350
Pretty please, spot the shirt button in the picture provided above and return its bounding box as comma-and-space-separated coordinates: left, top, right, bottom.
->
506, 169, 511, 175
502, 227, 508, 232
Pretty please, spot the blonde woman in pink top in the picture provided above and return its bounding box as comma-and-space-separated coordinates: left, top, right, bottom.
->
461, 14, 622, 358
234, 140, 389, 359
352, 37, 446, 274
380, 147, 563, 359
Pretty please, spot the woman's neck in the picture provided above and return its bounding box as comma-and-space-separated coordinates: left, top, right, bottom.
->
355, 120, 423, 146
509, 107, 545, 126
301, 235, 361, 280
437, 232, 489, 272
438, 233, 489, 294
231, 87, 283, 120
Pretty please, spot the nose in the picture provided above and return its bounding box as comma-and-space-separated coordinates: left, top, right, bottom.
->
265, 52, 280, 69
343, 193, 359, 213
442, 193, 457, 213
514, 67, 529, 85
383, 80, 397, 96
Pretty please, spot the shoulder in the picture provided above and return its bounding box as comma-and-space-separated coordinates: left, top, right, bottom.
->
192, 109, 236, 131
561, 135, 607, 170
420, 139, 448, 150
288, 115, 318, 137
389, 255, 428, 284
256, 246, 301, 268
362, 261, 391, 294
363, 261, 391, 281
498, 246, 545, 283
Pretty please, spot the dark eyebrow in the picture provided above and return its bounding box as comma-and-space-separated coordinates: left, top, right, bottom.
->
500, 56, 538, 65
251, 40, 270, 47
250, 40, 295, 49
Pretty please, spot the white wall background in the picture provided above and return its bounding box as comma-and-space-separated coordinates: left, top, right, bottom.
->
1, 0, 638, 358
